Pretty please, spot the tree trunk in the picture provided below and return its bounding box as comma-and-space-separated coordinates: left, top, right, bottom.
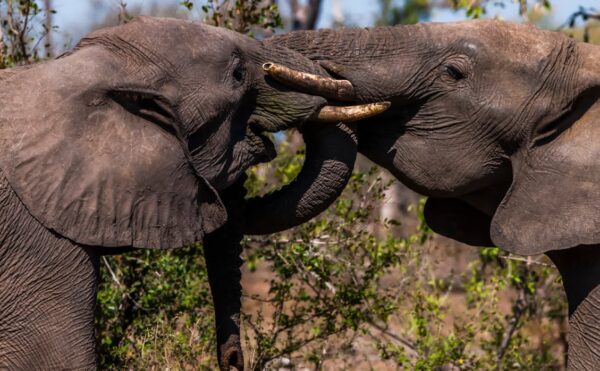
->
289, 0, 322, 30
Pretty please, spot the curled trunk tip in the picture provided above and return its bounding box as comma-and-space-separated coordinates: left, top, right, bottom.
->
262, 61, 355, 101
243, 122, 358, 235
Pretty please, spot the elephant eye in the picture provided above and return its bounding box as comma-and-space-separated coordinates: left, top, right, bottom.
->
233, 65, 245, 82
444, 64, 466, 81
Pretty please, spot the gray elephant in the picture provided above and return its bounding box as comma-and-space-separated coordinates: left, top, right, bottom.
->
243, 20, 600, 369
0, 17, 386, 369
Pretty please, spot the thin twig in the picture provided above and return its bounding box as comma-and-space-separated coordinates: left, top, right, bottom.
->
101, 256, 148, 311
367, 321, 417, 353
498, 255, 554, 268
497, 290, 528, 367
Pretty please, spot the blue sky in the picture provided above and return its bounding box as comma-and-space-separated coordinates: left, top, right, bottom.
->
50, 0, 598, 52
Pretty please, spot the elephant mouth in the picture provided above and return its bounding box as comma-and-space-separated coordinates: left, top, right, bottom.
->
247, 125, 277, 163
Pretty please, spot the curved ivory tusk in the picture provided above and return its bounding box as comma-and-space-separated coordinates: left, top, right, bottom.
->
310, 102, 391, 123
263, 62, 355, 101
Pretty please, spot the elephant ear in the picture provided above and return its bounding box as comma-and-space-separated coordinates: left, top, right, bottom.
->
0, 62, 226, 250
424, 198, 494, 247
491, 98, 600, 255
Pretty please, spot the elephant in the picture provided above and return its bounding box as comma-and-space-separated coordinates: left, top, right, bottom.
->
238, 20, 600, 369
0, 17, 388, 369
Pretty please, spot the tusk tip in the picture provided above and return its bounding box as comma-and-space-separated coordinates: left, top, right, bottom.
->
375, 101, 391, 110
262, 62, 275, 72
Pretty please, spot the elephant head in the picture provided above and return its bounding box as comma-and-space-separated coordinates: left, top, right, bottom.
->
265, 20, 600, 256
0, 17, 387, 250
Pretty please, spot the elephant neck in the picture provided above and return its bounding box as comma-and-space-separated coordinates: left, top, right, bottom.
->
578, 42, 600, 91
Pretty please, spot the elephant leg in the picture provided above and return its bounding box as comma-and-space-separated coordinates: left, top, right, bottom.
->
204, 177, 247, 371
0, 241, 99, 369
547, 245, 600, 370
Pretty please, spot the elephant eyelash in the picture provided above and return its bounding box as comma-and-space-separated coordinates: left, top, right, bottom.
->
443, 64, 467, 81
225, 51, 247, 88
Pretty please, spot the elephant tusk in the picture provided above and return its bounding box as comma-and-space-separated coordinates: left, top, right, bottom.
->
310, 102, 391, 123
263, 61, 356, 101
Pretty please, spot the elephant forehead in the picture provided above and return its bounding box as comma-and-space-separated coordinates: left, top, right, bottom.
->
75, 17, 249, 69
428, 20, 563, 62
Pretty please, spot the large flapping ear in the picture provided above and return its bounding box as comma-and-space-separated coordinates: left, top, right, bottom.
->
0, 57, 226, 249
491, 91, 600, 255
424, 198, 494, 247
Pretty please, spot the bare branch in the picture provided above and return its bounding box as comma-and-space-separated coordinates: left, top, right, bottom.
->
497, 289, 528, 365
499, 255, 554, 268
367, 321, 417, 353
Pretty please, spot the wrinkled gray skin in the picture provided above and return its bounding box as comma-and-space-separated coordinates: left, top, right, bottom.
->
266, 20, 600, 368
0, 17, 355, 370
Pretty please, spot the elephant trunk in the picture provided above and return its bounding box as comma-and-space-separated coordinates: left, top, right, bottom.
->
243, 122, 357, 235
567, 284, 600, 369
547, 245, 600, 369
204, 178, 247, 371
